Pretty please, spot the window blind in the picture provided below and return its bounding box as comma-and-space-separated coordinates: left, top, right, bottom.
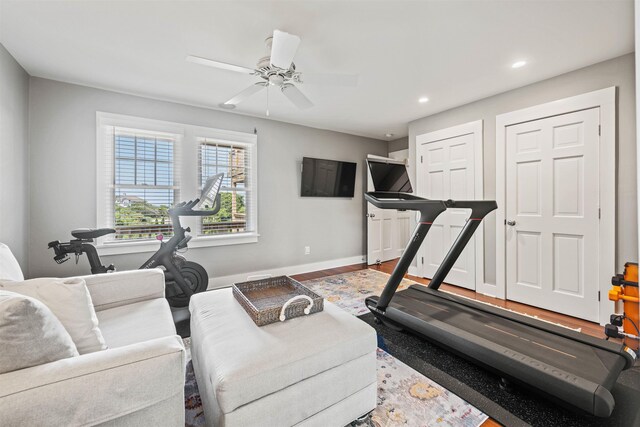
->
105, 126, 180, 241
198, 138, 254, 235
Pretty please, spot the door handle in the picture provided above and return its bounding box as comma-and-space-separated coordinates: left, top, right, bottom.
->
506, 220, 516, 226
367, 213, 376, 218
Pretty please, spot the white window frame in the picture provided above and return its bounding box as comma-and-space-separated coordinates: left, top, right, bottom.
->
197, 136, 255, 238
96, 112, 258, 255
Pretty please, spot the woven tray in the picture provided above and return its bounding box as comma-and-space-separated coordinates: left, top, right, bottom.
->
233, 276, 324, 326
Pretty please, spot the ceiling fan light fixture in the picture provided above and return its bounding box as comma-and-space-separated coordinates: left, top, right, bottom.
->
269, 75, 285, 86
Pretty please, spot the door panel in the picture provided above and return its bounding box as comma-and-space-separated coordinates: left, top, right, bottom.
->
505, 108, 599, 321
516, 231, 541, 288
552, 234, 583, 295
418, 133, 476, 289
382, 216, 394, 260
396, 213, 411, 257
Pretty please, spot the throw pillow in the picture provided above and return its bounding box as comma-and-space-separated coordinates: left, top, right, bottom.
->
0, 290, 78, 374
0, 277, 107, 354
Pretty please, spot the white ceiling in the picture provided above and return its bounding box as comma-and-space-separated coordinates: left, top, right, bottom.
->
0, 0, 634, 140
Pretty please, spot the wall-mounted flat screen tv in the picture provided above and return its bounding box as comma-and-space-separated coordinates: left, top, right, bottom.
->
301, 157, 357, 197
367, 159, 413, 192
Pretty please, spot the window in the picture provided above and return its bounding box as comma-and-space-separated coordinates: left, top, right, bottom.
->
113, 129, 178, 240
199, 140, 254, 235
97, 112, 258, 254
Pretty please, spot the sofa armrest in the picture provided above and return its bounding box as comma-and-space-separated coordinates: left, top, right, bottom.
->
0, 335, 185, 426
79, 268, 165, 311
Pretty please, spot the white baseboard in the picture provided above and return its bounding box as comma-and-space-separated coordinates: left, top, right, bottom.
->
208, 255, 365, 289
408, 266, 419, 277
476, 282, 499, 298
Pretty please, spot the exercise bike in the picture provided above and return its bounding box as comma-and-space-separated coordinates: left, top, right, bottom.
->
48, 173, 224, 308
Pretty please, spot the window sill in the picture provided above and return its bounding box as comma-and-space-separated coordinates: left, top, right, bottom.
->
96, 233, 259, 256
189, 233, 259, 248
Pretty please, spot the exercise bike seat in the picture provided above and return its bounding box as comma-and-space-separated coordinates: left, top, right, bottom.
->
71, 228, 116, 240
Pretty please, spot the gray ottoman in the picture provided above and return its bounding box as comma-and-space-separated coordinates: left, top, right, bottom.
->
189, 288, 377, 427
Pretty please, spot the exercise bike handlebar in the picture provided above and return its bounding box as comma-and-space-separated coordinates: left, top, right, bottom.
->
168, 193, 222, 217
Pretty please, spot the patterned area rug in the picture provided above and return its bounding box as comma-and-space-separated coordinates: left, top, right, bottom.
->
183, 269, 488, 427
184, 357, 204, 427
304, 270, 487, 427
302, 269, 414, 316
374, 349, 486, 427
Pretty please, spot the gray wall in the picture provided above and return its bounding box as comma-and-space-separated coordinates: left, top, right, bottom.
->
28, 78, 387, 278
0, 44, 29, 273
388, 136, 408, 153
408, 53, 637, 285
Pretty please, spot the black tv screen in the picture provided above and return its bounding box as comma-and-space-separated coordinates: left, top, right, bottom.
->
367, 159, 413, 192
301, 157, 357, 197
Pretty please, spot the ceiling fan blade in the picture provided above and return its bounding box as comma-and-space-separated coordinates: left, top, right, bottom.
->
300, 73, 359, 87
270, 30, 301, 69
224, 83, 267, 106
186, 55, 255, 75
281, 84, 313, 109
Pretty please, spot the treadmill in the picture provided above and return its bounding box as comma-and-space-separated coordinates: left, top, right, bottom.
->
365, 158, 636, 417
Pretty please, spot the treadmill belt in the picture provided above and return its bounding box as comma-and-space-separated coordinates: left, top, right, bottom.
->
389, 287, 625, 388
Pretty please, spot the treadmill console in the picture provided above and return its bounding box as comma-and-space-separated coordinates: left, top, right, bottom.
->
364, 191, 446, 213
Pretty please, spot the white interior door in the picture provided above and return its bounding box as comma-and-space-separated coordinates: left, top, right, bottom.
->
505, 108, 600, 321
418, 133, 477, 289
366, 155, 409, 265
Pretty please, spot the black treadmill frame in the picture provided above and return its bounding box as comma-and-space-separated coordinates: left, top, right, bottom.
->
364, 190, 635, 417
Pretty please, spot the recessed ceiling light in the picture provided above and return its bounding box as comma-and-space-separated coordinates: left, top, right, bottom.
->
512, 60, 527, 69
418, 97, 429, 103
385, 133, 394, 138
219, 103, 236, 110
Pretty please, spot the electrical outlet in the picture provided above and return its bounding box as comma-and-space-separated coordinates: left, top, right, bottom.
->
304, 246, 311, 255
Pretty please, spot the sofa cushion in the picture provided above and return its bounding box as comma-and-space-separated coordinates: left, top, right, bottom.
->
0, 277, 107, 354
0, 242, 24, 281
0, 290, 78, 374
189, 288, 377, 414
97, 298, 176, 348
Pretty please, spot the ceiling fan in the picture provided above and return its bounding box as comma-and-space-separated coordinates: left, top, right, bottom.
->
187, 30, 358, 114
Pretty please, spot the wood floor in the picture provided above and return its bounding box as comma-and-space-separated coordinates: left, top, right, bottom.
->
293, 258, 610, 427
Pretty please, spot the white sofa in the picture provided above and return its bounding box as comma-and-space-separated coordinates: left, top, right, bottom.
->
0, 243, 186, 426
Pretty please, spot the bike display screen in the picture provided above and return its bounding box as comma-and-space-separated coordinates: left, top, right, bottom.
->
195, 173, 224, 210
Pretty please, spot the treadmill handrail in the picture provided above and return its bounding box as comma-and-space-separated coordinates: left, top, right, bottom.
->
443, 199, 498, 219
365, 190, 496, 309
365, 192, 449, 310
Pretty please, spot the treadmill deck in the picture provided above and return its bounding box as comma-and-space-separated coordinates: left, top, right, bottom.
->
371, 285, 634, 417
